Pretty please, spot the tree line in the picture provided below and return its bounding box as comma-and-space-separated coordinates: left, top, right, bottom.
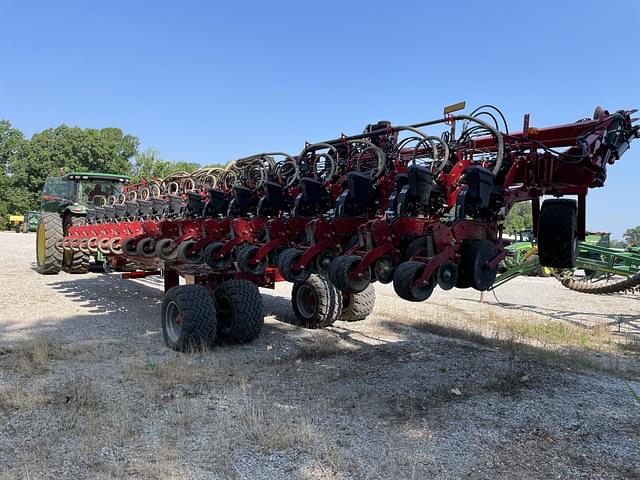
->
0, 120, 203, 227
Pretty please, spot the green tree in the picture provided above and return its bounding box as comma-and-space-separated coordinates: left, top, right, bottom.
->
623, 226, 640, 246
131, 148, 200, 182
610, 238, 626, 249
503, 201, 533, 235
0, 121, 28, 227
9, 125, 139, 210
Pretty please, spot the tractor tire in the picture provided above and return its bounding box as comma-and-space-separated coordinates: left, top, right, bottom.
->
36, 212, 63, 275
213, 280, 264, 343
63, 216, 90, 274
161, 284, 217, 351
393, 260, 436, 302
292, 274, 342, 328
328, 255, 371, 293
538, 199, 578, 269
277, 248, 311, 283
340, 284, 376, 322
463, 239, 498, 291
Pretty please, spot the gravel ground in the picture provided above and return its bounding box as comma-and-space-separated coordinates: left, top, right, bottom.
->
0, 231, 638, 479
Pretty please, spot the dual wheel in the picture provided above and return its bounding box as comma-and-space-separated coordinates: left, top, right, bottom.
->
161, 280, 264, 351
36, 213, 89, 275
291, 274, 376, 328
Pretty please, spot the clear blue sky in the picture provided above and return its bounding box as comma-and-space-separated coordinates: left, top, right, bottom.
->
1, 1, 638, 238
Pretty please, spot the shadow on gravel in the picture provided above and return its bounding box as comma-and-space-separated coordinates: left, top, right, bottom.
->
49, 274, 163, 315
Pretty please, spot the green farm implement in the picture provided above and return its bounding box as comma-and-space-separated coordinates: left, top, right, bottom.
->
559, 239, 640, 294
494, 232, 640, 294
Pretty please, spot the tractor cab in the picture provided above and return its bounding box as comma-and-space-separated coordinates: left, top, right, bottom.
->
41, 172, 131, 214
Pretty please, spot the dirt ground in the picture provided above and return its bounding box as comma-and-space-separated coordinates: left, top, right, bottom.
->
0, 231, 638, 479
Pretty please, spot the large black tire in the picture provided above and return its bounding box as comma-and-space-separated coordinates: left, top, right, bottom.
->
393, 260, 436, 302
63, 216, 90, 274
341, 284, 376, 322
538, 199, 578, 268
328, 255, 371, 293
463, 239, 498, 291
36, 212, 63, 275
161, 284, 217, 351
292, 274, 342, 328
213, 280, 264, 343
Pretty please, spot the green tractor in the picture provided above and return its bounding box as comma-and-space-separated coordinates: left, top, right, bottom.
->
36, 172, 130, 274
21, 211, 40, 233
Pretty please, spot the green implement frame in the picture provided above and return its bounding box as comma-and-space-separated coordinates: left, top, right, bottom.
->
493, 237, 640, 294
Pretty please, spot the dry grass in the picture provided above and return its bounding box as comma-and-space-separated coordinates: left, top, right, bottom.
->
130, 354, 246, 393
0, 336, 119, 375
240, 394, 317, 452
380, 304, 638, 373
0, 380, 51, 412
290, 340, 351, 362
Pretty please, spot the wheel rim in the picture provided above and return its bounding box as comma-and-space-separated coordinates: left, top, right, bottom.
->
164, 301, 183, 344
296, 284, 318, 319
36, 223, 46, 266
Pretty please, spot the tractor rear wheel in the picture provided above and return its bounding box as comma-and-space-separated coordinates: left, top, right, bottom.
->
213, 280, 264, 343
36, 213, 63, 275
161, 284, 217, 351
538, 199, 578, 268
292, 274, 342, 328
340, 284, 376, 322
63, 216, 90, 274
